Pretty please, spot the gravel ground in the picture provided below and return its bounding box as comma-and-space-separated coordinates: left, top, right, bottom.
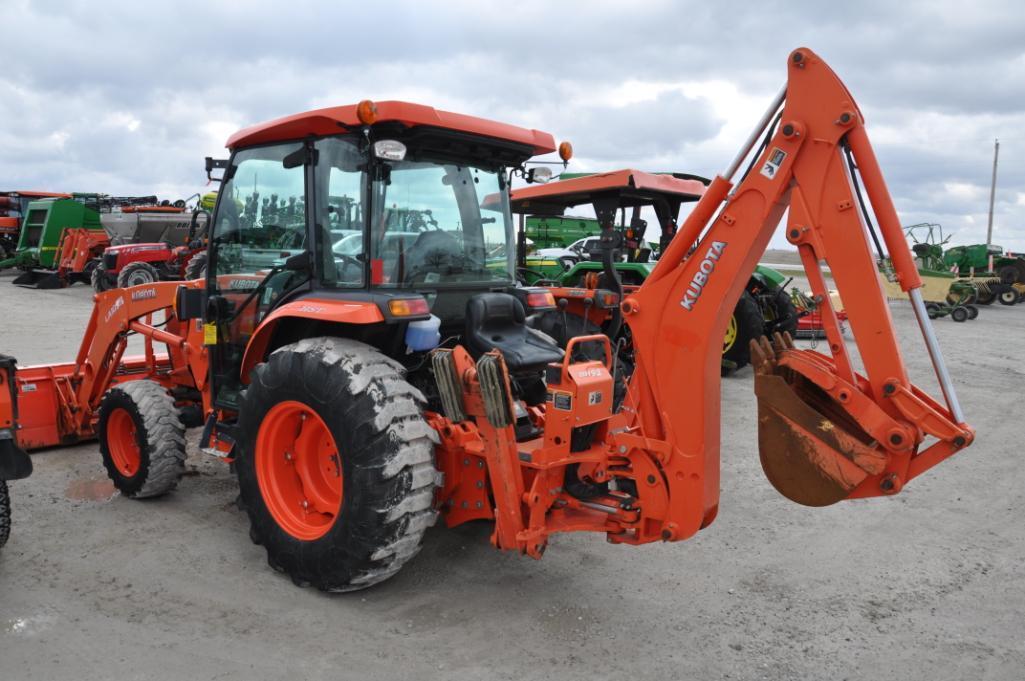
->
0, 271, 1023, 681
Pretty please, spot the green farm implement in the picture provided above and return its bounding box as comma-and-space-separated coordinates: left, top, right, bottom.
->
0, 198, 106, 288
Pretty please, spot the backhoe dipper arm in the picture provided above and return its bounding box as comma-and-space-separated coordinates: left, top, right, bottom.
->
621, 48, 973, 538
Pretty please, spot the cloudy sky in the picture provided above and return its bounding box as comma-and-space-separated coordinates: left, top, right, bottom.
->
3, 0, 1024, 250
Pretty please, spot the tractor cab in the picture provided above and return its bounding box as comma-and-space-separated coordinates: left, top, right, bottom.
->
509, 169, 708, 287
202, 101, 567, 409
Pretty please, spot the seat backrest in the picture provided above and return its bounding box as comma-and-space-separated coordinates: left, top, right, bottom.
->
464, 292, 565, 373
466, 293, 525, 337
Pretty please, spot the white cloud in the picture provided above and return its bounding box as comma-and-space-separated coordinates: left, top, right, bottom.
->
2, 0, 1024, 252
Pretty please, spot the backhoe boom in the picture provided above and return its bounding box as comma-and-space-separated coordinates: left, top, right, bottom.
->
430, 47, 973, 554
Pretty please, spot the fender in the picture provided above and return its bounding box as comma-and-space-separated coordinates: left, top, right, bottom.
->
239, 298, 385, 381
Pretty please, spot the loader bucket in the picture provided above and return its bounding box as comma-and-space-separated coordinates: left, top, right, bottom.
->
751, 334, 887, 507
12, 269, 64, 289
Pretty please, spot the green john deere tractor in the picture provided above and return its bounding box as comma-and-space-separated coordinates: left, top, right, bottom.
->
510, 169, 799, 371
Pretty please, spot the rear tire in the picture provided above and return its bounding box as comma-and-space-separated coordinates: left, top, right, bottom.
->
236, 337, 441, 592
184, 251, 208, 280
0, 480, 10, 550
98, 381, 187, 498
966, 304, 979, 319
950, 306, 969, 323
998, 265, 1019, 285
999, 289, 1018, 306
723, 291, 763, 370
91, 262, 114, 293
117, 261, 160, 288
926, 302, 941, 319
765, 288, 799, 338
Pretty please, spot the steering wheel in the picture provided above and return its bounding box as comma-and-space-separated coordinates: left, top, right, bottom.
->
274, 228, 305, 250
334, 253, 362, 269
333, 253, 363, 283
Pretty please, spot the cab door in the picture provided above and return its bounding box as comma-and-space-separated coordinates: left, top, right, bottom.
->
205, 142, 309, 409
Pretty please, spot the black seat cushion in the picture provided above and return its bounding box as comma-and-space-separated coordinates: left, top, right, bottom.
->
464, 293, 564, 373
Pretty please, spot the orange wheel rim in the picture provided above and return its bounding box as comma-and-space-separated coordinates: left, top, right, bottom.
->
107, 408, 141, 477
255, 401, 343, 541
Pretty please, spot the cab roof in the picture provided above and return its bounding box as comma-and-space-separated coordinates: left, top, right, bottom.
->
226, 101, 557, 156
2, 191, 71, 198
509, 169, 708, 216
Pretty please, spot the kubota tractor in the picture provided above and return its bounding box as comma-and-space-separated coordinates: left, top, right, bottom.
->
0, 50, 973, 592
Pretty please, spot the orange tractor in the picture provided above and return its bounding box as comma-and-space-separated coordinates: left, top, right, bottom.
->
0, 49, 973, 588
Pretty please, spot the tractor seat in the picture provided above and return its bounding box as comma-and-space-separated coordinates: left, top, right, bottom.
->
464, 293, 564, 373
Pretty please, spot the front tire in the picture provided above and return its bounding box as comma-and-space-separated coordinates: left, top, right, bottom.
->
0, 480, 10, 550
91, 262, 114, 293
98, 381, 187, 498
117, 261, 160, 288
184, 251, 208, 280
236, 337, 441, 592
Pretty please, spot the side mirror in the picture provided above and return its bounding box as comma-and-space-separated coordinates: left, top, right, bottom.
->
175, 285, 205, 321
205, 157, 229, 183
526, 167, 553, 184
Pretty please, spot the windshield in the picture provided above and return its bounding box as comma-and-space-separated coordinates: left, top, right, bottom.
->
369, 160, 513, 288
212, 137, 516, 289
210, 142, 307, 275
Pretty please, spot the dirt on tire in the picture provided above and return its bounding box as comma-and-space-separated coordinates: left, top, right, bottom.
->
235, 337, 442, 592
97, 380, 187, 498
0, 480, 10, 549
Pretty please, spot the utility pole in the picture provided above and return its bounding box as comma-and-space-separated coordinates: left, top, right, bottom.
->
986, 138, 1000, 248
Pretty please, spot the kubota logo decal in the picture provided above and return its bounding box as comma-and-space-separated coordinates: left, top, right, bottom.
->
680, 241, 727, 311
131, 288, 157, 301
104, 296, 124, 322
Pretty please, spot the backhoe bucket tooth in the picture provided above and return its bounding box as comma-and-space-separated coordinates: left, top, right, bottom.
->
0, 430, 32, 481
752, 338, 887, 507
12, 269, 63, 289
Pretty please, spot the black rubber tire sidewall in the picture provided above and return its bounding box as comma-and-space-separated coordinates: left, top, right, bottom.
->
91, 263, 112, 293
184, 251, 208, 281
998, 265, 1018, 285
98, 389, 156, 497
117, 262, 160, 289
766, 288, 799, 338
0, 480, 9, 550
723, 291, 764, 368
235, 340, 436, 590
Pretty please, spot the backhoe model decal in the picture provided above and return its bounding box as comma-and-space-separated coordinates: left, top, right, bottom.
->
681, 241, 728, 310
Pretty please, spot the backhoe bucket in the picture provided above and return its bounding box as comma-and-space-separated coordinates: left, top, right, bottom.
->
12, 269, 63, 289
751, 334, 887, 507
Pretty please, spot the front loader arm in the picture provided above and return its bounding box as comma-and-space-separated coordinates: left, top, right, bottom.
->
622, 47, 972, 536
